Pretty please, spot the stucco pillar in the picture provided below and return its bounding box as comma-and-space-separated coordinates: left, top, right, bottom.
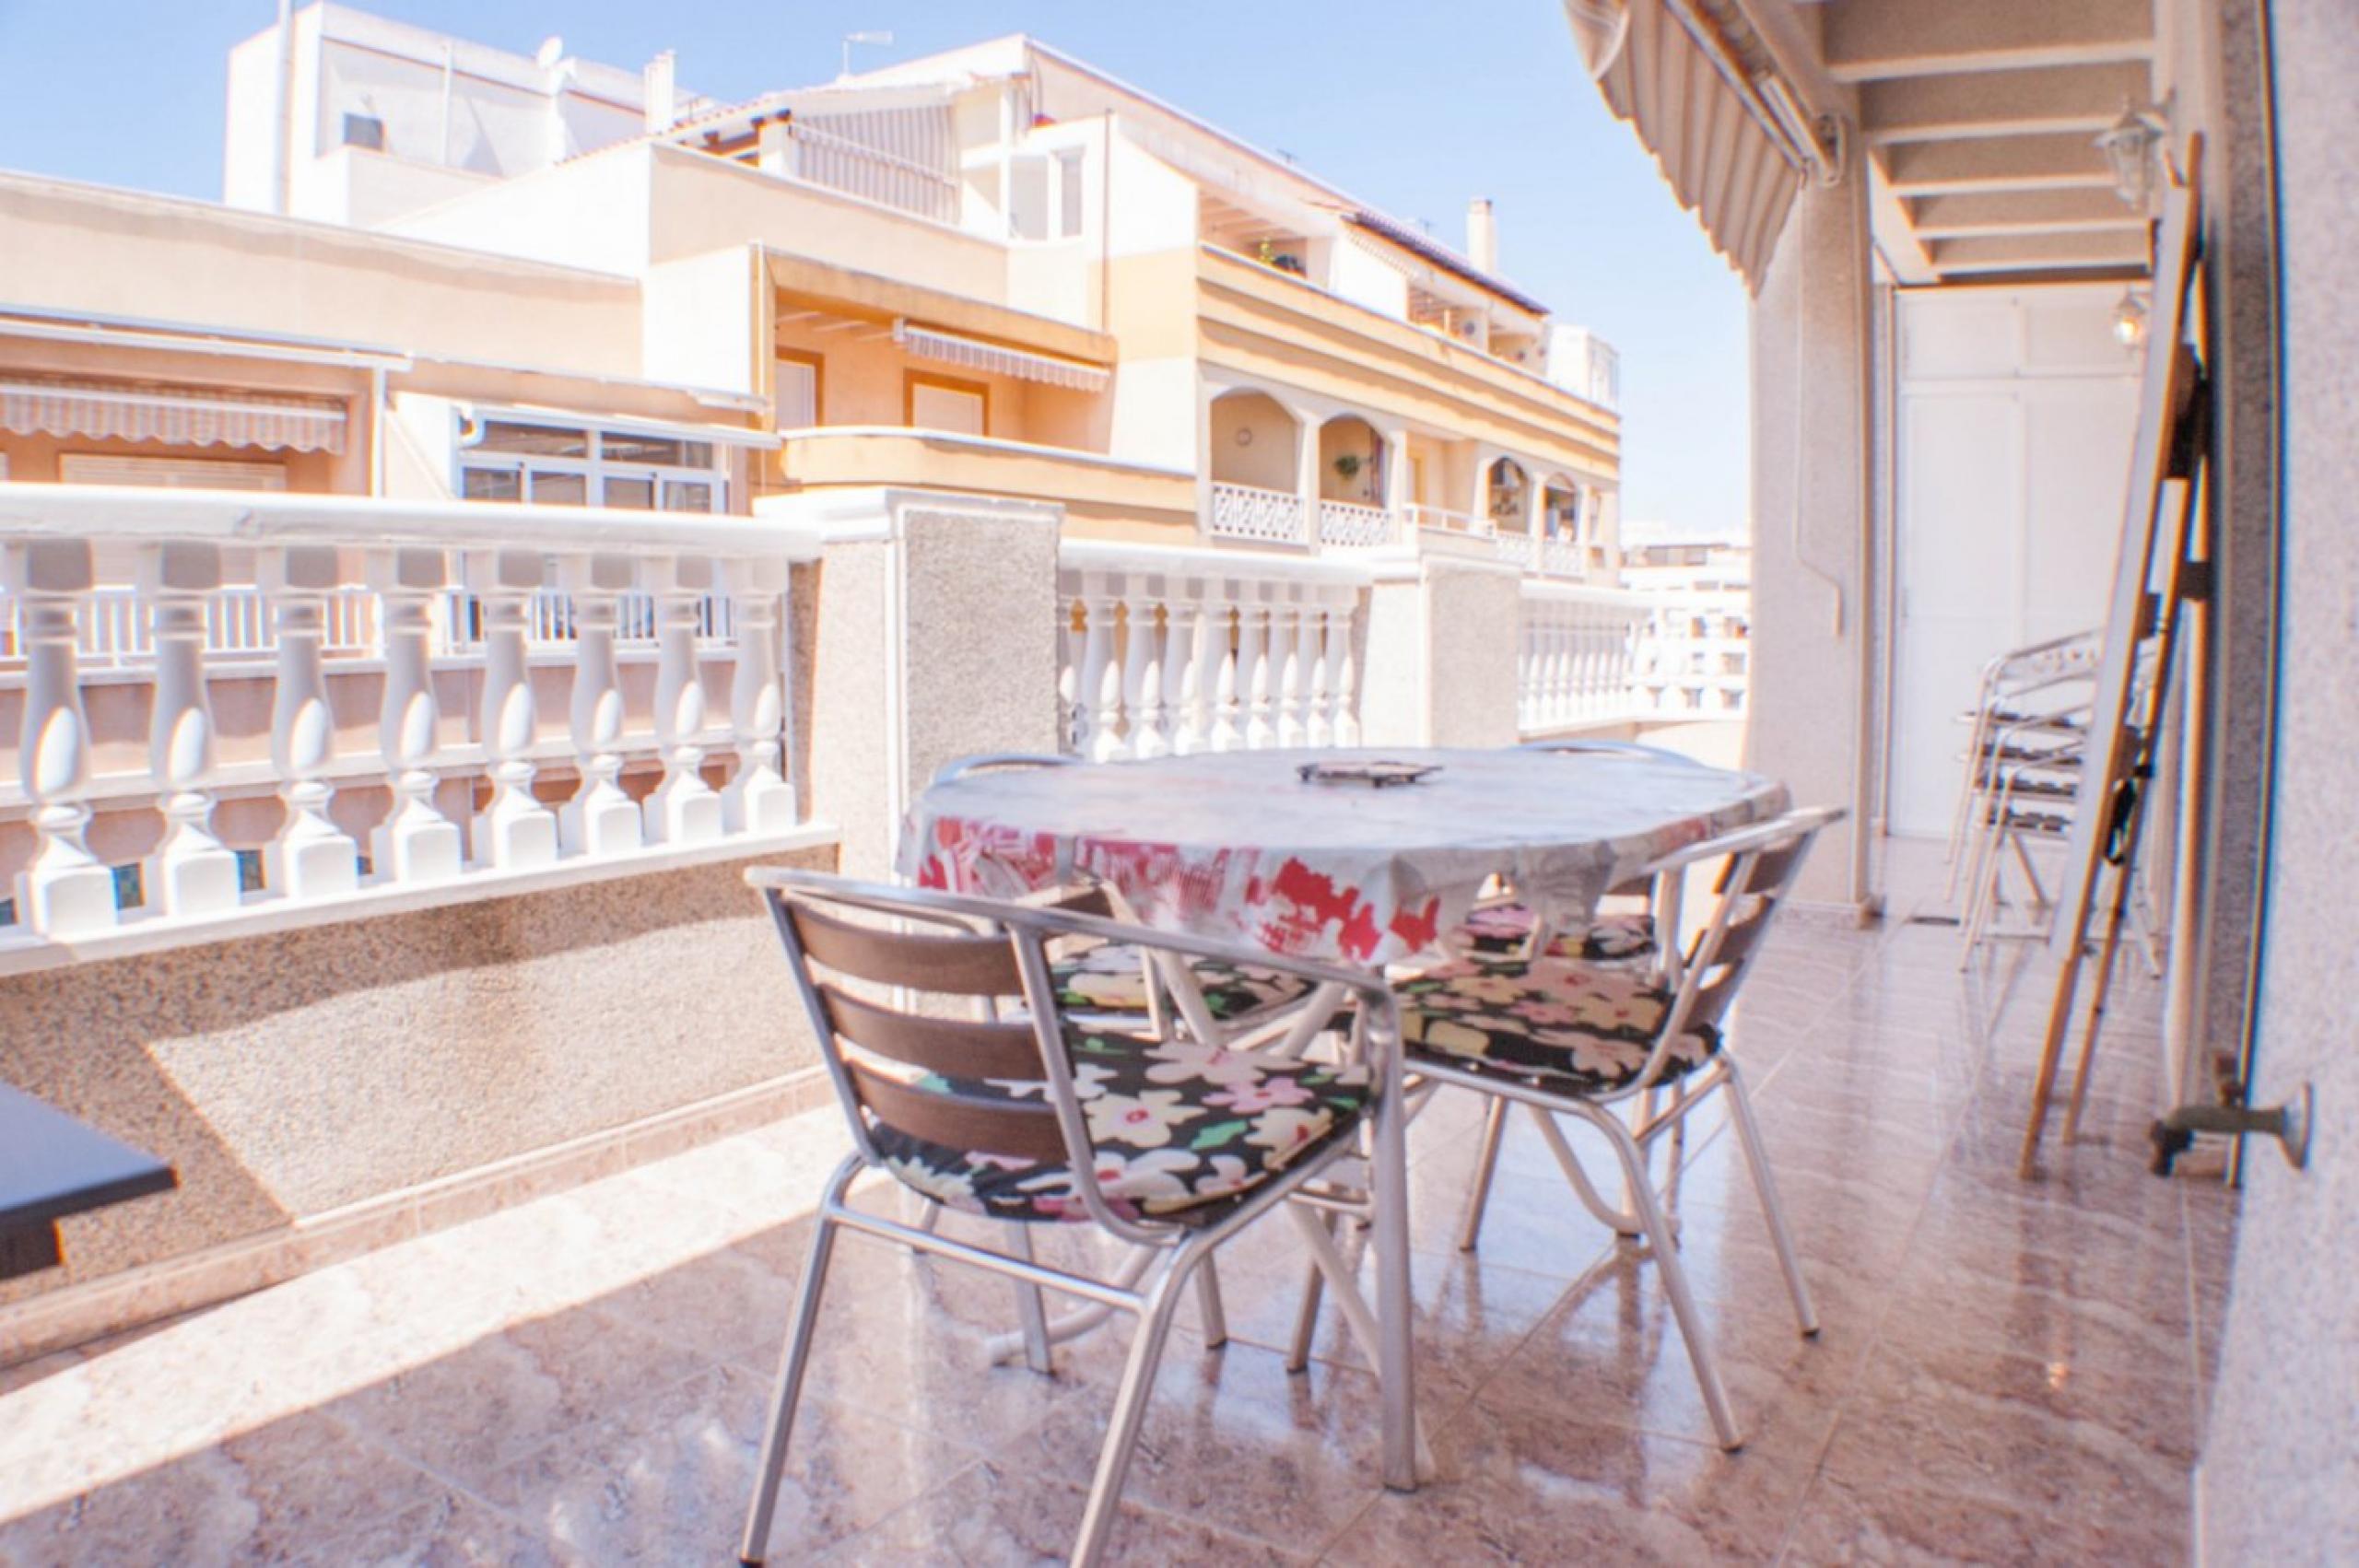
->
1293, 405, 1325, 548
1747, 175, 1874, 915
1358, 558, 1523, 749
780, 488, 1062, 879
1383, 427, 1412, 517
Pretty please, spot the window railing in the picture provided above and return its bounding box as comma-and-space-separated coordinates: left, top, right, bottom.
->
1517, 582, 1652, 735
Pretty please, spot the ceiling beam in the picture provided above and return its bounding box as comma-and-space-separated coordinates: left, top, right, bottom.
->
1907, 188, 2147, 239
1861, 63, 2153, 145
1883, 135, 2118, 194
1824, 0, 2154, 83
1930, 229, 2150, 274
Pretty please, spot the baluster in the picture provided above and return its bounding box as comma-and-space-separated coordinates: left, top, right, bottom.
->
1324, 597, 1360, 746
261, 545, 360, 900
6, 541, 116, 933
721, 556, 795, 835
1167, 593, 1207, 755
1301, 599, 1332, 747
1055, 588, 1079, 754
1209, 597, 1244, 752
366, 547, 463, 885
1269, 600, 1303, 747
1085, 585, 1126, 762
467, 549, 560, 869
139, 543, 241, 918
643, 555, 723, 846
1123, 590, 1168, 759
558, 554, 642, 856
1239, 598, 1274, 750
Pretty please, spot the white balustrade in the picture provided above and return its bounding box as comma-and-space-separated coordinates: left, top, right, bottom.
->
1517, 584, 1652, 736
1057, 545, 1367, 762
140, 543, 241, 918
1405, 504, 1483, 536
1317, 499, 1395, 548
1207, 482, 1309, 546
0, 486, 814, 954
6, 540, 115, 934
720, 556, 795, 835
368, 547, 464, 885
641, 556, 724, 847
558, 553, 643, 857
262, 545, 361, 900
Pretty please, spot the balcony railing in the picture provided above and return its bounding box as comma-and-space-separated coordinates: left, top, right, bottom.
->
0, 485, 822, 957
1316, 498, 1396, 549
1206, 482, 1309, 546
1058, 541, 1367, 760
1518, 581, 1652, 735
1404, 504, 1484, 536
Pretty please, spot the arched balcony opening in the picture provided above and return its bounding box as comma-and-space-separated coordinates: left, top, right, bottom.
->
1486, 456, 1532, 532
1207, 389, 1308, 545
1317, 416, 1387, 505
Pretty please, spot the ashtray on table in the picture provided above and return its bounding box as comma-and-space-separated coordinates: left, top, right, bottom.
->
1296, 760, 1442, 789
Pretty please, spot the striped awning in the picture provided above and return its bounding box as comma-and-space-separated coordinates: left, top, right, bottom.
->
1565, 0, 1806, 292
0, 376, 348, 454
892, 322, 1110, 392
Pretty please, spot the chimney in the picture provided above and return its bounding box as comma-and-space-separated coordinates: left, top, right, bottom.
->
1466, 198, 1497, 274
643, 51, 678, 134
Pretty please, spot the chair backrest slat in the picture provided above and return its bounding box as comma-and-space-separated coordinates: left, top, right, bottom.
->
786, 901, 1023, 995
844, 1059, 1068, 1164
819, 983, 1048, 1082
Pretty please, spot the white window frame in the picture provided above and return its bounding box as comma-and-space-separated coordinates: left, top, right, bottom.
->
456, 413, 729, 513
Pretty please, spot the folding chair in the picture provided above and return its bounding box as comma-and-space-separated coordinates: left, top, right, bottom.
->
736, 869, 1409, 1567
1376, 808, 1840, 1450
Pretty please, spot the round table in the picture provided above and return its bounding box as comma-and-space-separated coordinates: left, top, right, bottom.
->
898, 746, 1790, 966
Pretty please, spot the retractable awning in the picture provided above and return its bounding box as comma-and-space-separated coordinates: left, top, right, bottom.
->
1565, 0, 1808, 291
0, 376, 348, 454
892, 322, 1111, 392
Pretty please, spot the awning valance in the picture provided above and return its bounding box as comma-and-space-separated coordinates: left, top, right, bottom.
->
1566, 0, 1805, 291
0, 376, 348, 454
893, 322, 1111, 392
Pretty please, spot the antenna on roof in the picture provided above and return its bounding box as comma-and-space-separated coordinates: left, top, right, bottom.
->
840, 30, 894, 79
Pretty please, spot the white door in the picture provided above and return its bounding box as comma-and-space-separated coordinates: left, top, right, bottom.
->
1886, 287, 2140, 837
774, 358, 817, 430
909, 380, 984, 436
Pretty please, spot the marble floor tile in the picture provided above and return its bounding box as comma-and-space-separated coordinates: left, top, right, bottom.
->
1776, 1467, 2186, 1566
824, 1457, 1310, 1566
1325, 1394, 1813, 1566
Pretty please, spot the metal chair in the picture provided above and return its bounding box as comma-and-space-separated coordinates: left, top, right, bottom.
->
1379, 808, 1840, 1450
736, 868, 1410, 1567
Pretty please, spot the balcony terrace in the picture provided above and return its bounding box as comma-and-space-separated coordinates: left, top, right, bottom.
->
0, 846, 2229, 1564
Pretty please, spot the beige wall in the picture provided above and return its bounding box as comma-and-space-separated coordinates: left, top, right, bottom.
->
1207, 391, 1300, 490
0, 174, 644, 380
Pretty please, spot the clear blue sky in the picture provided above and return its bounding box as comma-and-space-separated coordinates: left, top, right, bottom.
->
0, 0, 1749, 536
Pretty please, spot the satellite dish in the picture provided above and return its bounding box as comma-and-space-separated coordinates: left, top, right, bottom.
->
534, 36, 565, 70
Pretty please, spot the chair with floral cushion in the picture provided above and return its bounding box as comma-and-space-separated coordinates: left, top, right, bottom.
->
736, 867, 1408, 1568
1390, 807, 1839, 1451
933, 754, 1331, 1035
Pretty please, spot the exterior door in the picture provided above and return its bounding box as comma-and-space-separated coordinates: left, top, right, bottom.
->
1886, 287, 2141, 837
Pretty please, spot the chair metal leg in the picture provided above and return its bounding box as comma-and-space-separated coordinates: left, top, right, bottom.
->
1456, 1095, 1509, 1251
1005, 1222, 1054, 1374
739, 1160, 856, 1566
1284, 1251, 1326, 1373
1594, 1108, 1743, 1450
1070, 1249, 1196, 1567
1194, 1255, 1229, 1349
1719, 1061, 1818, 1336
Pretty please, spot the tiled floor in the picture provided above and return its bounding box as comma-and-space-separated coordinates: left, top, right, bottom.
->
0, 850, 2236, 1565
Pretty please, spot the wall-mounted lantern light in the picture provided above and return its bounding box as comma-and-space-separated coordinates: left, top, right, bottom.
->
2095, 102, 2168, 213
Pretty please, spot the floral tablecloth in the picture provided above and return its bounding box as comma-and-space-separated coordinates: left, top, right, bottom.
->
899, 748, 1790, 967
